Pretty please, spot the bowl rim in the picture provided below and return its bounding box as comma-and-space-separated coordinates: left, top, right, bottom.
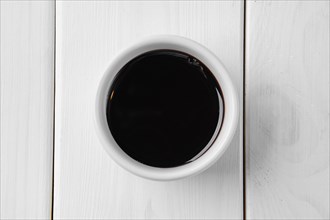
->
94, 35, 239, 181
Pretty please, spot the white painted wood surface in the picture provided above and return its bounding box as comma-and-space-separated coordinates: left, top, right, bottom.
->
0, 1, 54, 219
246, 1, 329, 219
54, 1, 243, 219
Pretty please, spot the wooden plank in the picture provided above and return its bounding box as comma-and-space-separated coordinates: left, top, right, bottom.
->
246, 1, 329, 219
0, 1, 54, 219
54, 1, 243, 219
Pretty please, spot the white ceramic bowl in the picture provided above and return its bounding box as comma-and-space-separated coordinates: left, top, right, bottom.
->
95, 35, 238, 181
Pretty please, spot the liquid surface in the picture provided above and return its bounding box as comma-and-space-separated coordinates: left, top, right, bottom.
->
106, 50, 223, 168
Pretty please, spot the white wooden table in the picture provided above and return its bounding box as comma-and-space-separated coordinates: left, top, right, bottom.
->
1, 1, 329, 219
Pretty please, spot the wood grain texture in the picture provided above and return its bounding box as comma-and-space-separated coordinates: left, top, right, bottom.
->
54, 1, 243, 219
0, 1, 54, 219
246, 1, 329, 219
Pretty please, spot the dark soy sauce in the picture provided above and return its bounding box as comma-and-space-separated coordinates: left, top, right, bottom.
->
106, 50, 223, 168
